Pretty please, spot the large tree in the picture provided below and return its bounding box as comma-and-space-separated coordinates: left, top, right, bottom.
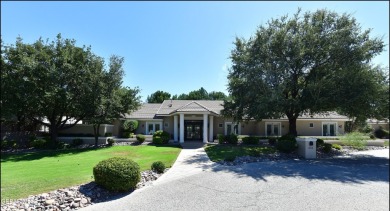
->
147, 90, 171, 103
223, 8, 386, 136
88, 55, 141, 147
2, 34, 109, 142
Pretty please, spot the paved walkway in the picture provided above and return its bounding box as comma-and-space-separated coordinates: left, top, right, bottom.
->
82, 145, 389, 211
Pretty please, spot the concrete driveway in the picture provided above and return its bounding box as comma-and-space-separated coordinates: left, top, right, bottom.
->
82, 145, 389, 211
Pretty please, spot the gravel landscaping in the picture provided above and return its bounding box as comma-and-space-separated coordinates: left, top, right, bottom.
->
217, 146, 388, 166
1, 169, 169, 211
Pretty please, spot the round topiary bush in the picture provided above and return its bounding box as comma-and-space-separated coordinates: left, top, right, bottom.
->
136, 134, 146, 143
152, 136, 163, 144
107, 138, 115, 146
316, 138, 325, 147
93, 157, 141, 192
323, 143, 332, 153
151, 161, 165, 173
153, 130, 170, 144
276, 135, 297, 153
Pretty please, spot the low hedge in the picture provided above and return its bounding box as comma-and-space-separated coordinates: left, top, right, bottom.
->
242, 136, 259, 145
276, 134, 297, 153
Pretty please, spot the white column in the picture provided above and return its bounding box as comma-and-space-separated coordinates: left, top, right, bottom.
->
209, 115, 214, 142
173, 115, 178, 142
180, 113, 184, 143
203, 113, 208, 143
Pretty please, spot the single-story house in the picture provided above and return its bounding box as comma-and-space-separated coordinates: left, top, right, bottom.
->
367, 119, 389, 131
112, 100, 350, 143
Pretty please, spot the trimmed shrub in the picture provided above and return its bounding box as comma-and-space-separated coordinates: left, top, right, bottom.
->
340, 132, 368, 150
31, 139, 48, 149
316, 139, 325, 148
153, 136, 163, 145
93, 157, 141, 192
226, 133, 238, 145
153, 130, 170, 144
122, 131, 131, 138
151, 161, 165, 173
217, 134, 225, 144
104, 132, 113, 137
130, 133, 135, 138
276, 135, 297, 153
323, 143, 332, 153
242, 136, 259, 145
268, 138, 277, 146
123, 120, 139, 132
374, 128, 389, 139
107, 138, 115, 146
332, 144, 342, 150
136, 134, 146, 143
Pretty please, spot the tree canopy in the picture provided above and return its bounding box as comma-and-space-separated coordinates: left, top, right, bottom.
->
223, 8, 388, 136
1, 34, 140, 142
147, 90, 171, 103
170, 87, 228, 101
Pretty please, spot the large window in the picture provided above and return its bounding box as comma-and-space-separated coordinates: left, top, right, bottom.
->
146, 122, 162, 135
322, 122, 337, 136
225, 122, 241, 135
265, 122, 281, 137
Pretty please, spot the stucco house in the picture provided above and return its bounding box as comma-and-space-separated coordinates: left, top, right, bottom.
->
112, 100, 350, 143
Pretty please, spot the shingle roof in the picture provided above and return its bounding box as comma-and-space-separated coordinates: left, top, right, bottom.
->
124, 101, 349, 120
125, 103, 161, 119
157, 100, 224, 115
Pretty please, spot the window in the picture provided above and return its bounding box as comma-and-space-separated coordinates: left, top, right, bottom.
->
322, 122, 337, 136
265, 122, 281, 136
309, 123, 314, 128
225, 122, 241, 135
146, 122, 163, 135
218, 123, 223, 128
164, 122, 169, 128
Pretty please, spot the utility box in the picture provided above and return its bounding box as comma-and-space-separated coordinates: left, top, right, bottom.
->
296, 138, 317, 159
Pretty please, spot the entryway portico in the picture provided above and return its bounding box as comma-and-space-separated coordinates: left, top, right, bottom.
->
173, 112, 215, 143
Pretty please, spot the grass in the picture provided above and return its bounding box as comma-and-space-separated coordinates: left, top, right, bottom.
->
1, 145, 181, 200
339, 132, 369, 150
384, 140, 389, 147
204, 144, 276, 162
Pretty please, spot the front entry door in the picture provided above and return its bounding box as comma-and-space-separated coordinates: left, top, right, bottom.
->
185, 121, 203, 140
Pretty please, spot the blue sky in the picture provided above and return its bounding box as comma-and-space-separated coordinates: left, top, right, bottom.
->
1, 1, 389, 102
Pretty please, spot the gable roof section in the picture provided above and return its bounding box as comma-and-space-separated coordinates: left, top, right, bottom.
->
124, 103, 161, 119
157, 100, 224, 115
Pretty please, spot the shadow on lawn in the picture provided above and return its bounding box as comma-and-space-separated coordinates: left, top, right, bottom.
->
210, 155, 390, 184
0, 147, 105, 162
1, 144, 182, 163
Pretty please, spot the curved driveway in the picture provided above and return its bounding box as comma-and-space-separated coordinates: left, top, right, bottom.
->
82, 145, 389, 211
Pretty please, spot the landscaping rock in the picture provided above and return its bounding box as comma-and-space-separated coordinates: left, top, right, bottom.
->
0, 168, 168, 211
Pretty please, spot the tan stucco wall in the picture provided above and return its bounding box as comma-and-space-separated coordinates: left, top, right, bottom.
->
296, 120, 345, 136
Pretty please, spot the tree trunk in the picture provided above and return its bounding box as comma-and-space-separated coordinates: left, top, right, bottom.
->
93, 124, 100, 148
288, 117, 298, 137
49, 124, 58, 147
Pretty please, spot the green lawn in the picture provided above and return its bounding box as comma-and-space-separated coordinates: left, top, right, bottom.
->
204, 144, 276, 162
1, 145, 181, 200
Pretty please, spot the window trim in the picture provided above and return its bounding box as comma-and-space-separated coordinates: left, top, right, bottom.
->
309, 123, 314, 128
265, 122, 281, 137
